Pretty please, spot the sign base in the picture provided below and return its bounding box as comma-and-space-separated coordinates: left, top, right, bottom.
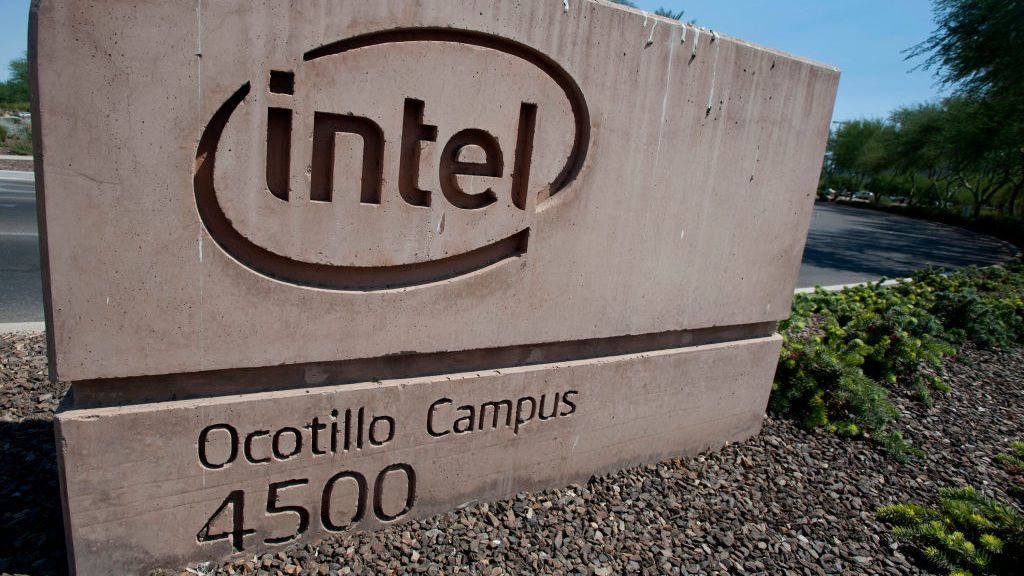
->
57, 335, 780, 574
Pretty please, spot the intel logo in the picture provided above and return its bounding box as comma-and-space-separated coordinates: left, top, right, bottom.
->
195, 28, 590, 291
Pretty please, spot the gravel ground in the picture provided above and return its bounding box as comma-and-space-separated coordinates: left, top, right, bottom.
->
1, 333, 1021, 576
0, 159, 32, 172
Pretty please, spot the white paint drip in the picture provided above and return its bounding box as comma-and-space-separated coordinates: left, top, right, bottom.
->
680, 229, 686, 240
691, 27, 700, 58
646, 19, 658, 46
706, 31, 721, 116
198, 234, 204, 262
680, 25, 687, 45
436, 212, 445, 234
562, 0, 569, 14
653, 39, 676, 164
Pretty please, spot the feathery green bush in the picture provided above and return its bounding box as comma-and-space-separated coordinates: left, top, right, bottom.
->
878, 487, 1024, 575
772, 264, 1024, 458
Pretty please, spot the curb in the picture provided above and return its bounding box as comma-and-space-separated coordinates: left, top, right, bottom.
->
793, 261, 1020, 295
0, 155, 33, 162
0, 322, 45, 334
794, 278, 906, 294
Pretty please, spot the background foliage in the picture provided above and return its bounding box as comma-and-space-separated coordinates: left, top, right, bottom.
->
822, 0, 1024, 243
0, 54, 28, 111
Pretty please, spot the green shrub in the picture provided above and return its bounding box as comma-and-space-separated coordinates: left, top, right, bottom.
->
8, 136, 31, 155
772, 264, 1024, 457
996, 442, 1024, 500
878, 487, 1024, 575
4, 126, 32, 155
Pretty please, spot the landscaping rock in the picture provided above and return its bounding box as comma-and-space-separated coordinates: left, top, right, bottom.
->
0, 333, 1021, 575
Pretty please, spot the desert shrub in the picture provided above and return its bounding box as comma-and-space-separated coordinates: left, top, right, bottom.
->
772, 264, 1024, 457
5, 126, 31, 155
878, 487, 1024, 576
996, 442, 1024, 500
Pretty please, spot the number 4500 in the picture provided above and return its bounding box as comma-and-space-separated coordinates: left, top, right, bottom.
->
197, 463, 416, 551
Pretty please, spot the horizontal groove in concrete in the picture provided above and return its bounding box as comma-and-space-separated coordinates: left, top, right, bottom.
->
69, 321, 779, 409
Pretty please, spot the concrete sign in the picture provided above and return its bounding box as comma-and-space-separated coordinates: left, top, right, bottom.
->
32, 0, 837, 573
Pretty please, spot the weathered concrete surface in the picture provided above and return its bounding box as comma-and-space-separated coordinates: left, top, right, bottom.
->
57, 336, 780, 575
33, 0, 837, 383
35, 0, 838, 573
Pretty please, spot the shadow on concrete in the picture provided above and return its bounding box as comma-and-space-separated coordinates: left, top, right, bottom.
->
0, 418, 66, 576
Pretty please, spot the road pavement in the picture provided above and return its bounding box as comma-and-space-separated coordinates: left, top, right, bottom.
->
0, 176, 1020, 323
798, 202, 1020, 287
0, 172, 41, 323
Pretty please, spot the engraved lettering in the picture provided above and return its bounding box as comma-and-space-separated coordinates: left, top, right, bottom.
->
453, 405, 475, 434
304, 417, 328, 455
561, 390, 579, 416
514, 397, 537, 434
272, 427, 303, 461
427, 398, 452, 437
538, 392, 560, 421
266, 107, 292, 201
478, 399, 513, 430
399, 98, 438, 207
439, 128, 502, 209
195, 29, 592, 291
244, 430, 272, 464
373, 463, 416, 522
198, 424, 238, 470
321, 470, 367, 532
511, 102, 538, 210
310, 112, 384, 203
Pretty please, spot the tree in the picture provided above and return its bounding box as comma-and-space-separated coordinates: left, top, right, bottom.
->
908, 0, 1024, 216
908, 0, 1024, 99
829, 119, 895, 190
609, 0, 687, 21
942, 95, 1017, 217
888, 103, 949, 205
0, 54, 29, 106
653, 7, 686, 20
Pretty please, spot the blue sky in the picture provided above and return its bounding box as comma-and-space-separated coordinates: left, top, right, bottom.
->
0, 0, 945, 121
632, 0, 949, 121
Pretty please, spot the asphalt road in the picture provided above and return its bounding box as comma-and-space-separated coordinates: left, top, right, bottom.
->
0, 173, 41, 323
798, 202, 1019, 287
0, 176, 1020, 323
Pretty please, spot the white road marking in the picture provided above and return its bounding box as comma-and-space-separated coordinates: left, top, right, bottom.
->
0, 170, 34, 181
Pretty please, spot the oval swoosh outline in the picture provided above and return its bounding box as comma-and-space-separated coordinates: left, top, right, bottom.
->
304, 27, 590, 200
194, 28, 589, 292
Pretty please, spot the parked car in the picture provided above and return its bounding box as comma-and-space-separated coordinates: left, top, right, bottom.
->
851, 190, 875, 204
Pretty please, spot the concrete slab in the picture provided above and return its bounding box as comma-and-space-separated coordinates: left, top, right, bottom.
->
32, 1, 838, 573
33, 0, 837, 384
57, 335, 781, 574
